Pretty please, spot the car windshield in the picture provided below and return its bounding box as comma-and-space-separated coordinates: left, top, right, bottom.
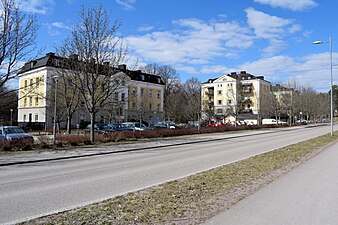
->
4, 127, 25, 134
121, 124, 134, 128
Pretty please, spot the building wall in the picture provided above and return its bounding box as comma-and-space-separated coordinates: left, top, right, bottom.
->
18, 68, 49, 128
17, 66, 165, 129
201, 73, 271, 124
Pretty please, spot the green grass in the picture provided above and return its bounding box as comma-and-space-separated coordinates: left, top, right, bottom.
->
21, 132, 338, 225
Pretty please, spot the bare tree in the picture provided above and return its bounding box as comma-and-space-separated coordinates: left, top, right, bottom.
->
182, 77, 201, 122
0, 0, 38, 105
58, 5, 127, 141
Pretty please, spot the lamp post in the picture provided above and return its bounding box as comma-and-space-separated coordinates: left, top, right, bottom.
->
313, 37, 334, 136
52, 75, 59, 147
10, 109, 13, 126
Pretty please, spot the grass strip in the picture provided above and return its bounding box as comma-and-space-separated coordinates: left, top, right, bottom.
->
21, 132, 338, 225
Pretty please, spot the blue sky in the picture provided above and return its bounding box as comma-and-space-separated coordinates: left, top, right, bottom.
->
18, 0, 338, 92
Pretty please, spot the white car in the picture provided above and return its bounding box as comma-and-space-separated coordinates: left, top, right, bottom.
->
121, 122, 147, 131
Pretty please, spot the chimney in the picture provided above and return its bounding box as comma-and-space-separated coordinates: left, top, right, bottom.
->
118, 64, 127, 71
46, 52, 55, 57
230, 72, 237, 75
240, 71, 246, 74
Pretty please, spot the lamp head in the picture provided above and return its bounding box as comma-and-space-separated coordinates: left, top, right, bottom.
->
313, 41, 324, 44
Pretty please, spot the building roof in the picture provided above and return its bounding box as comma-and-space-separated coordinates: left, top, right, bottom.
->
228, 71, 266, 81
202, 71, 269, 84
18, 52, 165, 85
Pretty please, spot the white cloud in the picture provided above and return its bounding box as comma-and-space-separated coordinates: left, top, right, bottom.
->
254, 0, 317, 11
116, 0, 136, 11
246, 8, 292, 39
51, 22, 71, 30
17, 0, 55, 14
239, 53, 337, 92
246, 8, 301, 55
126, 18, 254, 67
137, 25, 154, 32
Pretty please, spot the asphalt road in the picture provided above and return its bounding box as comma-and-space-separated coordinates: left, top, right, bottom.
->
0, 125, 334, 224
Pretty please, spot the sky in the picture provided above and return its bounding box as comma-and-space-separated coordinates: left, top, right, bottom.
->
17, 0, 338, 92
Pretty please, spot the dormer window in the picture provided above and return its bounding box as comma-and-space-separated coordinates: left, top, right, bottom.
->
141, 75, 145, 81
55, 59, 60, 67
157, 78, 161, 83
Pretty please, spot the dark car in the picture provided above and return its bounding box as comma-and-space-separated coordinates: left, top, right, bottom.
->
85, 124, 116, 134
0, 126, 34, 143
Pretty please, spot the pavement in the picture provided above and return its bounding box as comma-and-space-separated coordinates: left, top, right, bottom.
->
0, 127, 298, 166
204, 141, 338, 225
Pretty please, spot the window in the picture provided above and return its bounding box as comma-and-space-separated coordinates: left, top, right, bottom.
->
149, 90, 153, 98
24, 98, 27, 107
157, 90, 161, 99
35, 97, 39, 106
218, 100, 222, 105
157, 78, 161, 84
67, 79, 73, 86
29, 97, 32, 106
149, 103, 152, 111
23, 114, 26, 122
114, 93, 118, 101
30, 79, 33, 87
121, 93, 125, 101
141, 75, 145, 81
157, 104, 160, 111
35, 114, 38, 122
228, 100, 232, 104
24, 80, 28, 89
141, 88, 144, 96
132, 102, 136, 109
36, 78, 39, 87
132, 87, 136, 96
218, 90, 222, 95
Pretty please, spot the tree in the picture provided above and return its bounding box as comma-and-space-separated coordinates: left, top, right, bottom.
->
182, 77, 201, 122
58, 5, 127, 141
0, 0, 38, 106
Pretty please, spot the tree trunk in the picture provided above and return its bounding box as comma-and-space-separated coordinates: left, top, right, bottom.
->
67, 115, 72, 134
90, 112, 95, 142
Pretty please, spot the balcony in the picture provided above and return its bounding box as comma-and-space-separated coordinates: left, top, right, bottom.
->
239, 109, 253, 113
242, 88, 253, 94
241, 98, 252, 104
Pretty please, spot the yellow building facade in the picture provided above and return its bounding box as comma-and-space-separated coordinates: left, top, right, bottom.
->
17, 53, 165, 129
201, 71, 271, 125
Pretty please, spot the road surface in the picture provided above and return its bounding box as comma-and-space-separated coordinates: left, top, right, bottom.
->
0, 125, 334, 224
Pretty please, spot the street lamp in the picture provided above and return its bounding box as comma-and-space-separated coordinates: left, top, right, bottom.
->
313, 37, 334, 136
10, 109, 13, 126
52, 75, 59, 147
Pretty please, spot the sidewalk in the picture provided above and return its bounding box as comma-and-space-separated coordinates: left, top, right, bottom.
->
204, 142, 338, 225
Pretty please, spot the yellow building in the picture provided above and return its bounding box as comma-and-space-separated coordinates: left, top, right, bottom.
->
17, 53, 165, 129
201, 71, 271, 125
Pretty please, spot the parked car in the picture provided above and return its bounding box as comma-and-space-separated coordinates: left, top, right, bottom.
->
296, 120, 307, 125
85, 123, 116, 134
153, 121, 177, 129
120, 122, 149, 131
0, 126, 34, 143
262, 119, 287, 125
